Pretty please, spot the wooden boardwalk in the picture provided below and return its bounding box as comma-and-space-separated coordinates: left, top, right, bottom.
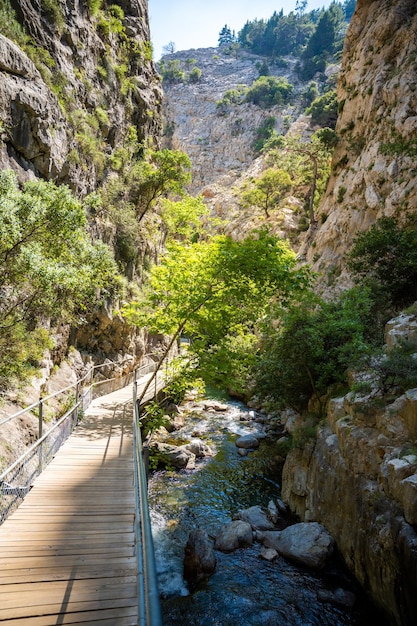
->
0, 378, 156, 625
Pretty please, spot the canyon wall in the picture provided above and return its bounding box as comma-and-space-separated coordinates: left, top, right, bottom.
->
1, 0, 162, 192
282, 4, 417, 624
303, 0, 417, 285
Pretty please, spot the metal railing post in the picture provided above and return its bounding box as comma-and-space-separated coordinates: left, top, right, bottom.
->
38, 399, 43, 472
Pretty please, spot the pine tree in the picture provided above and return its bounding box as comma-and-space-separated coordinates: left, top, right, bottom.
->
218, 25, 235, 47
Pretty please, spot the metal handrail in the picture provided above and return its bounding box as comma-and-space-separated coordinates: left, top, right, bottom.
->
0, 358, 153, 428
133, 379, 163, 626
0, 360, 157, 484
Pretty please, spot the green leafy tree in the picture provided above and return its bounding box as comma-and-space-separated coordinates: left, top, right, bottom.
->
159, 195, 211, 242
0, 171, 122, 387
245, 76, 294, 109
188, 66, 202, 83
241, 168, 292, 219
306, 90, 338, 128
348, 216, 417, 308
300, 3, 345, 80
125, 229, 309, 400
254, 286, 375, 413
343, 0, 356, 21
252, 116, 277, 153
158, 59, 185, 83
265, 132, 332, 225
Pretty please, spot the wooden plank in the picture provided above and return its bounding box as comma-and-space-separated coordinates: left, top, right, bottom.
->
0, 562, 136, 584
0, 555, 137, 570
0, 596, 138, 621
0, 384, 147, 624
1, 607, 138, 626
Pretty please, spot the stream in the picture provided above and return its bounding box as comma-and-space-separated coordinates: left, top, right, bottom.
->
148, 397, 387, 626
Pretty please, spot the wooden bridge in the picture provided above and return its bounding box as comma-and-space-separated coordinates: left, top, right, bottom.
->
0, 375, 162, 625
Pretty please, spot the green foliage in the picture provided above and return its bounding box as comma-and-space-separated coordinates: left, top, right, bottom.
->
306, 90, 338, 129
0, 171, 123, 388
159, 195, 210, 241
218, 25, 236, 48
374, 341, 417, 396
348, 216, 417, 308
241, 168, 292, 219
252, 117, 277, 153
380, 133, 417, 158
216, 86, 247, 112
0, 1, 28, 46
245, 76, 294, 109
41, 0, 65, 33
301, 81, 320, 108
343, 0, 356, 20
125, 229, 309, 394
158, 59, 185, 83
265, 131, 333, 223
188, 66, 202, 83
300, 3, 345, 80
99, 149, 192, 273
198, 330, 258, 399
163, 355, 205, 405
141, 401, 170, 438
87, 0, 103, 15
254, 286, 376, 413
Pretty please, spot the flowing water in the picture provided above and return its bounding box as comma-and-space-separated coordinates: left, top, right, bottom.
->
148, 399, 387, 626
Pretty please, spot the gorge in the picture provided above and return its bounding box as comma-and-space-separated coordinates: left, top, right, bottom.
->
0, 1, 417, 625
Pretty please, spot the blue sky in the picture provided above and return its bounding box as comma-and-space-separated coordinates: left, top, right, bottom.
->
149, 0, 334, 60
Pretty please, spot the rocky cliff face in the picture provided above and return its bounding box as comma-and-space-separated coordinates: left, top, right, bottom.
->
282, 310, 417, 624
161, 48, 301, 193
303, 0, 417, 283
1, 0, 162, 193
160, 47, 335, 245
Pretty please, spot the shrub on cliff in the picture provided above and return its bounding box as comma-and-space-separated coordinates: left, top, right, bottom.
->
0, 171, 122, 388
254, 287, 377, 413
245, 76, 294, 109
348, 216, 417, 309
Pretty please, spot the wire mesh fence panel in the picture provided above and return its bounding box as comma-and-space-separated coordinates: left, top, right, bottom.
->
0, 359, 158, 525
0, 407, 79, 523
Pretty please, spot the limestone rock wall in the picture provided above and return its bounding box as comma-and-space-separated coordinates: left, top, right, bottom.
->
303, 0, 417, 283
161, 48, 302, 194
1, 0, 162, 192
282, 310, 417, 625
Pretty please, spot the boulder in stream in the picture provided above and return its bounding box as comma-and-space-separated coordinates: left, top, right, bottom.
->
215, 520, 253, 552
233, 505, 275, 531
235, 434, 260, 450
152, 442, 196, 469
185, 439, 213, 458
258, 522, 335, 569
184, 529, 216, 589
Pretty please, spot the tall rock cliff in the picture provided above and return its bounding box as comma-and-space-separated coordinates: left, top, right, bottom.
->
0, 0, 162, 193
304, 0, 417, 282
281, 2, 417, 624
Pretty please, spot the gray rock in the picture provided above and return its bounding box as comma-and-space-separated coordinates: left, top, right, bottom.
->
185, 439, 213, 458
259, 547, 278, 562
260, 522, 335, 569
235, 434, 260, 449
317, 588, 356, 608
153, 442, 196, 469
184, 529, 216, 589
234, 505, 275, 531
215, 520, 253, 552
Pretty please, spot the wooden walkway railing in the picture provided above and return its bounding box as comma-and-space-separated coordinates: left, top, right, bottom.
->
0, 376, 163, 625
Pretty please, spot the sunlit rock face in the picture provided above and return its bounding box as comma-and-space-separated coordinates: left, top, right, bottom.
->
0, 0, 162, 192
282, 309, 417, 625
301, 0, 417, 287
